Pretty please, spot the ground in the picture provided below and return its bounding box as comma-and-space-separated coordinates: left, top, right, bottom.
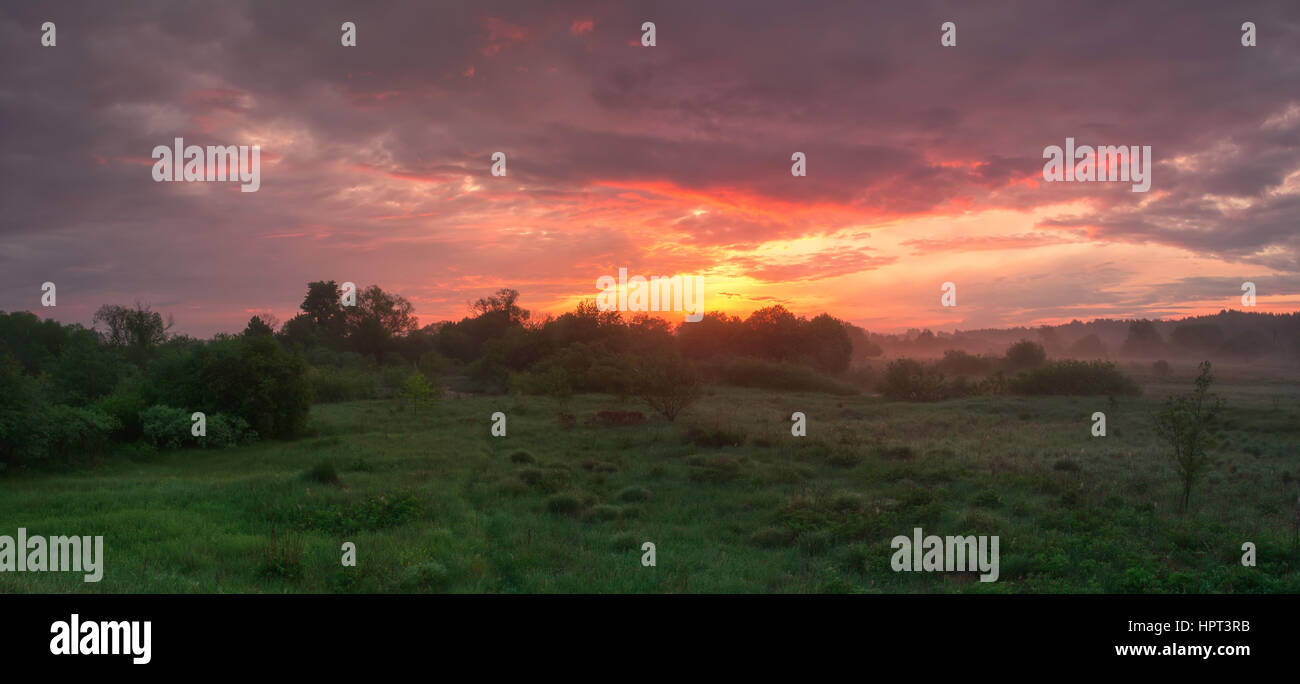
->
2, 362, 1297, 593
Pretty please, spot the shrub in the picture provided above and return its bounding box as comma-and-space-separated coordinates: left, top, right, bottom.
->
401, 370, 437, 413
1005, 340, 1047, 371
256, 527, 304, 580
509, 450, 536, 464
92, 377, 150, 441
936, 350, 995, 377
150, 335, 312, 438
634, 353, 701, 422
878, 359, 954, 401
140, 404, 194, 449
200, 413, 255, 448
1008, 360, 1140, 396
1154, 361, 1224, 511
310, 366, 379, 403
0, 356, 50, 468
305, 459, 340, 485
688, 456, 742, 483
42, 405, 120, 462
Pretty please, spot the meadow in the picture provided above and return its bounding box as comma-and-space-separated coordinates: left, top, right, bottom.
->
2, 361, 1297, 594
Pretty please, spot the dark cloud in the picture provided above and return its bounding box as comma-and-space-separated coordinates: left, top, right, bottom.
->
1, 1, 1297, 334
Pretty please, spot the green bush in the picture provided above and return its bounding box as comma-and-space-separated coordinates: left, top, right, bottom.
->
0, 355, 48, 468
140, 404, 193, 449
401, 370, 437, 413
140, 404, 252, 449
310, 365, 379, 403
304, 459, 340, 485
92, 377, 150, 441
42, 405, 120, 463
1008, 360, 1140, 396
879, 359, 955, 401
151, 335, 312, 439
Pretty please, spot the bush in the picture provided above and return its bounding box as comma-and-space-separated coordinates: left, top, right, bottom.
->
140, 404, 193, 449
256, 528, 304, 580
1154, 361, 1224, 511
201, 413, 255, 448
1008, 360, 1140, 396
150, 335, 312, 439
92, 377, 150, 441
42, 405, 120, 462
634, 353, 702, 422
401, 370, 437, 413
0, 355, 48, 468
310, 365, 379, 403
879, 359, 959, 401
305, 459, 340, 485
140, 404, 251, 449
936, 350, 995, 377
1005, 340, 1047, 371
714, 357, 858, 395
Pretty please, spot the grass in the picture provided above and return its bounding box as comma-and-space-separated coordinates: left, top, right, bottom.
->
0, 374, 1297, 593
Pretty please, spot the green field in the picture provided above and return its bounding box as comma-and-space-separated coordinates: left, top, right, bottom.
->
2, 367, 1298, 593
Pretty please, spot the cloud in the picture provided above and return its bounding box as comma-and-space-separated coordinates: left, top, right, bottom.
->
1, 0, 1297, 335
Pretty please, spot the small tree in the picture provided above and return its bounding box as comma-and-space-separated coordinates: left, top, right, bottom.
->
402, 370, 437, 414
1004, 339, 1047, 372
633, 353, 701, 422
1153, 361, 1223, 512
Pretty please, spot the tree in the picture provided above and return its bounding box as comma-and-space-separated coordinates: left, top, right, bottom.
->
1005, 339, 1047, 371
802, 314, 853, 374
243, 315, 275, 337
346, 285, 418, 362
471, 288, 530, 326
633, 353, 701, 421
1170, 323, 1223, 354
93, 302, 172, 364
1067, 333, 1107, 359
301, 281, 347, 340
1153, 361, 1223, 512
1121, 319, 1166, 358
676, 311, 744, 360
744, 305, 802, 361
401, 370, 437, 414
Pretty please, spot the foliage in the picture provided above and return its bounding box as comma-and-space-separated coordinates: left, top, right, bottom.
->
633, 353, 701, 421
1153, 361, 1224, 511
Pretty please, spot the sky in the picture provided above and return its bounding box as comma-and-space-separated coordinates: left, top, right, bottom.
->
2, 0, 1299, 337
